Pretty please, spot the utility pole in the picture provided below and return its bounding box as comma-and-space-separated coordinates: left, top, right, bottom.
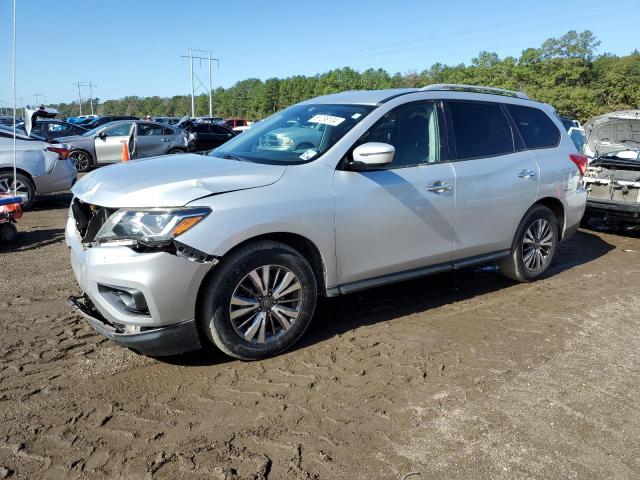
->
73, 81, 83, 115
88, 82, 96, 114
72, 81, 97, 115
189, 48, 195, 117
181, 49, 219, 118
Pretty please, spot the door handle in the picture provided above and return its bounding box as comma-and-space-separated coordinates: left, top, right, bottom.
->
426, 181, 452, 193
162, 138, 170, 142
518, 169, 537, 178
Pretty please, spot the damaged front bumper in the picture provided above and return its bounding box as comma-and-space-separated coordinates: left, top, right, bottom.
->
68, 295, 201, 356
65, 205, 215, 355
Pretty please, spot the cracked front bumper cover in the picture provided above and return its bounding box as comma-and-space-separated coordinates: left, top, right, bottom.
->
68, 295, 202, 356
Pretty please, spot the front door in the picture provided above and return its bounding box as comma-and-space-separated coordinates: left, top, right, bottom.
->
443, 100, 540, 259
94, 122, 134, 163
334, 101, 455, 285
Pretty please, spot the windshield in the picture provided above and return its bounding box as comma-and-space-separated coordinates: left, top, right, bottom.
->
209, 103, 375, 164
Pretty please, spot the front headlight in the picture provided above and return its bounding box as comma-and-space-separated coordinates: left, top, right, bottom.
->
94, 207, 210, 247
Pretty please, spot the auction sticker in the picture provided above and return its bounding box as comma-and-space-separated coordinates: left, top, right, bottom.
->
300, 149, 318, 160
309, 114, 345, 126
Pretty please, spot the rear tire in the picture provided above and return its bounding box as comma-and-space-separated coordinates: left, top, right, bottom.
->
0, 172, 36, 210
198, 240, 317, 360
500, 205, 558, 282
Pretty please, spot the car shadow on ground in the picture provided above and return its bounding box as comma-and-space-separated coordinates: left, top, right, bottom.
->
161, 230, 615, 366
0, 227, 65, 253
30, 192, 73, 211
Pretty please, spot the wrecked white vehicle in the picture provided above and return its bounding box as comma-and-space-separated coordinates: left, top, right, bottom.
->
583, 110, 640, 226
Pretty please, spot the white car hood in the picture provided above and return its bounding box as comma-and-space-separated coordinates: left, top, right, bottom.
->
584, 110, 640, 157
72, 153, 286, 208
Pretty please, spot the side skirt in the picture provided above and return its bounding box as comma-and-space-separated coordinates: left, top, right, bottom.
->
335, 250, 510, 295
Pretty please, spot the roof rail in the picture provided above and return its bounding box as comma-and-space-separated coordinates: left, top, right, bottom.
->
420, 83, 530, 100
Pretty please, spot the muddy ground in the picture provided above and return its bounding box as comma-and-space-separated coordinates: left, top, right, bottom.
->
0, 192, 639, 479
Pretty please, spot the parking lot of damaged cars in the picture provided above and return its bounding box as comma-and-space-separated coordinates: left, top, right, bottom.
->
0, 191, 639, 480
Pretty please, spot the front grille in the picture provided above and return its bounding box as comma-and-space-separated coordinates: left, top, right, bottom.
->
72, 198, 116, 243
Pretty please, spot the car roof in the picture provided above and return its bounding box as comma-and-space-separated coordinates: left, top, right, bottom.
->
302, 88, 419, 105
301, 84, 538, 107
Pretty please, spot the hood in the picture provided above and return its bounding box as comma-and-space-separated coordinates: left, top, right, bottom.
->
584, 110, 640, 157
71, 153, 287, 208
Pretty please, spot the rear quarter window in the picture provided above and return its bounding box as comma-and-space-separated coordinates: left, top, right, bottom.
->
506, 104, 560, 149
447, 101, 515, 160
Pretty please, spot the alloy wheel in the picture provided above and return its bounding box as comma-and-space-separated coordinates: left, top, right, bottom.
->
70, 152, 90, 171
229, 265, 303, 344
522, 218, 553, 271
0, 175, 29, 202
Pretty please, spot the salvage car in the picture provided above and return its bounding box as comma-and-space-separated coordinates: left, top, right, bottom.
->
582, 110, 640, 227
0, 125, 76, 209
59, 120, 191, 172
178, 119, 235, 151
66, 84, 587, 360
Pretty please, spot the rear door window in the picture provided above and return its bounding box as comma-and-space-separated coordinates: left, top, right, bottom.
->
446, 101, 515, 160
506, 104, 560, 149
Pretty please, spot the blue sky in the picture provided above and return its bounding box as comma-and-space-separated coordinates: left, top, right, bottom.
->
0, 0, 639, 106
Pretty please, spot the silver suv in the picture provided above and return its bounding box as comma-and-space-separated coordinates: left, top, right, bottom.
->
66, 84, 588, 360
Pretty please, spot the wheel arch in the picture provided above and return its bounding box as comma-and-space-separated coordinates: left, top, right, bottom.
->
199, 231, 329, 301
534, 197, 566, 239
0, 166, 35, 184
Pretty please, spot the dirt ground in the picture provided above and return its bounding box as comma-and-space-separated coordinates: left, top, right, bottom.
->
0, 192, 639, 480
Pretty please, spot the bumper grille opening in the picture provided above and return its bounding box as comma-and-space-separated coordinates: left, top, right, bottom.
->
98, 284, 150, 317
72, 198, 116, 243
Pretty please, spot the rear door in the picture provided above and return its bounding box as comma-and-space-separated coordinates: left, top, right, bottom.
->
444, 100, 540, 259
94, 122, 134, 163
136, 122, 170, 157
334, 101, 456, 285
210, 125, 235, 148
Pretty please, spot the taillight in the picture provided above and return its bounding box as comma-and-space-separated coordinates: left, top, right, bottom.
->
47, 146, 70, 160
569, 153, 588, 176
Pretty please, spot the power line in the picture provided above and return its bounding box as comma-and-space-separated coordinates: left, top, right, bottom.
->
180, 49, 219, 117
72, 81, 97, 115
33, 92, 48, 106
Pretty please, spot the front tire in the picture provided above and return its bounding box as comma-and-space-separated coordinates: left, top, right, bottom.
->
198, 241, 317, 360
500, 205, 558, 282
167, 148, 185, 155
69, 150, 93, 172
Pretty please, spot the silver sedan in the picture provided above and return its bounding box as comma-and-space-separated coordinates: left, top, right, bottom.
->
0, 126, 76, 209
59, 120, 192, 172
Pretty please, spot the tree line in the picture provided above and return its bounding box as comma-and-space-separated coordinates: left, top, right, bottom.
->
50, 31, 640, 123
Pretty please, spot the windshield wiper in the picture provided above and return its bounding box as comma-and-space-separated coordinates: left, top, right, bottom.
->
220, 153, 247, 162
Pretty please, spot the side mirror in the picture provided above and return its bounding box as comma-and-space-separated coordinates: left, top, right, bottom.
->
97, 131, 107, 140
349, 142, 395, 170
